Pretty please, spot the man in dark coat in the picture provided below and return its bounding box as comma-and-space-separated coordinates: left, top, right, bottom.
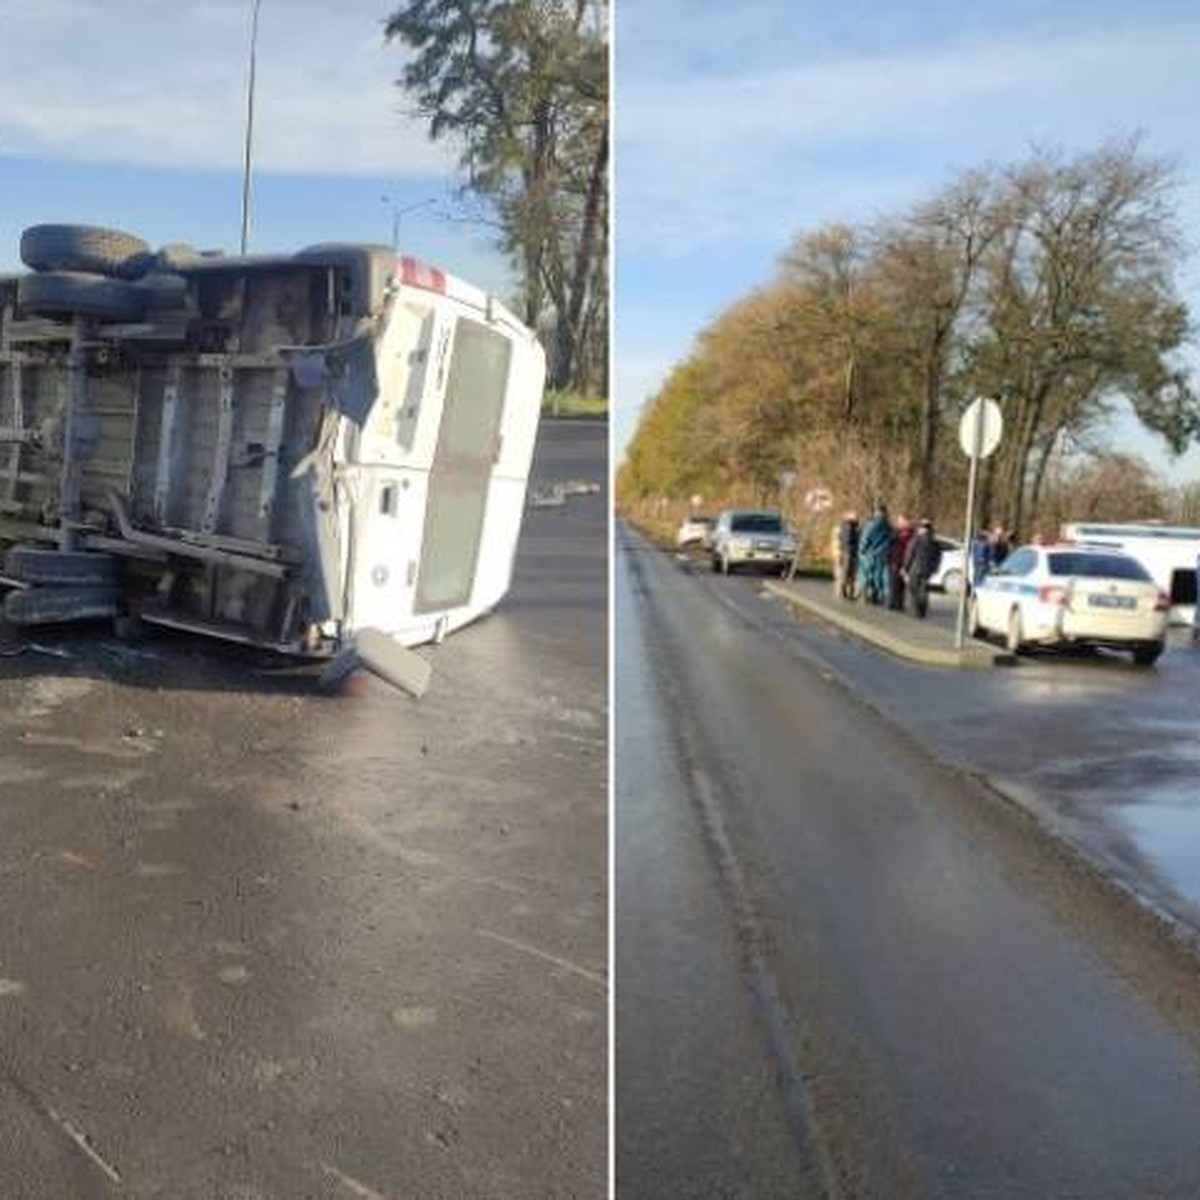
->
834, 511, 860, 599
903, 518, 942, 619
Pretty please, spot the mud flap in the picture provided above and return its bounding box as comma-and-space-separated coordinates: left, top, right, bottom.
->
319, 627, 432, 699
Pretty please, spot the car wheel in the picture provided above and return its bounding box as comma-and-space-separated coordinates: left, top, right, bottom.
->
710, 554, 721, 574
1132, 641, 1164, 667
967, 595, 982, 638
1005, 607, 1023, 654
942, 568, 963, 596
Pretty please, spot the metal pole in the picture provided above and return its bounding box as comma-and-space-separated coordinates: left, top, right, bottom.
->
954, 403, 985, 650
382, 196, 437, 251
239, 0, 262, 256
58, 315, 89, 552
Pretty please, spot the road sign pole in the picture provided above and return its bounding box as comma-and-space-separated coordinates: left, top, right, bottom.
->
954, 405, 985, 650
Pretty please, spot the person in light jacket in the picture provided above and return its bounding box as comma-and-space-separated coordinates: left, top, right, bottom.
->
832, 511, 859, 599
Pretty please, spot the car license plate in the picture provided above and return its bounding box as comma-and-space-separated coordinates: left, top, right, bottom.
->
755, 540, 776, 551
1087, 594, 1135, 610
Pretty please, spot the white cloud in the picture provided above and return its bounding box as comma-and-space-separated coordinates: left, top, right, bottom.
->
616, 25, 1200, 251
0, 0, 457, 175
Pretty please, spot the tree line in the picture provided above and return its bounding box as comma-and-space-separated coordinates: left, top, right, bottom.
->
386, 0, 608, 397
618, 141, 1199, 538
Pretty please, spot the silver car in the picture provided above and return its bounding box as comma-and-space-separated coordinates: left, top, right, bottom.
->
710, 509, 797, 575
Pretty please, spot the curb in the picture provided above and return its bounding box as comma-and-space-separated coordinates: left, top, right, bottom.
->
762, 580, 1014, 668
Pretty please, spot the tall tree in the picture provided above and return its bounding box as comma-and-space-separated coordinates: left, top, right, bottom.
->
385, 0, 608, 393
967, 141, 1195, 531
618, 142, 1198, 541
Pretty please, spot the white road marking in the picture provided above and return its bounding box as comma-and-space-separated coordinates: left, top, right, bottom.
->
477, 929, 605, 988
41, 1102, 122, 1184
321, 1162, 395, 1200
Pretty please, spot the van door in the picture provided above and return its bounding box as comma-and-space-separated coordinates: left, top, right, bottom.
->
414, 316, 513, 614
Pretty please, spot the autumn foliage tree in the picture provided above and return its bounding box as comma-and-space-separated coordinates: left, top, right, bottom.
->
619, 141, 1199, 539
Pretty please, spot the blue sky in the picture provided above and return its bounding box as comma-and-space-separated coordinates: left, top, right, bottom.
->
0, 0, 508, 291
615, 0, 1200, 483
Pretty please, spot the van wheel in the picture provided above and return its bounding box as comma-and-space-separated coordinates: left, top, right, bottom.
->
17, 271, 147, 323
4, 585, 119, 626
1132, 641, 1164, 667
1005, 607, 1023, 654
3, 546, 118, 586
710, 555, 721, 574
20, 223, 153, 279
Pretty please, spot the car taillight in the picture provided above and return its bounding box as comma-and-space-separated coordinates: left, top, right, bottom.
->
1153, 591, 1170, 612
1038, 585, 1068, 606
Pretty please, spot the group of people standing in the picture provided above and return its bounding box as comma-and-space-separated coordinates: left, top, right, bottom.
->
970, 526, 1013, 585
831, 504, 944, 619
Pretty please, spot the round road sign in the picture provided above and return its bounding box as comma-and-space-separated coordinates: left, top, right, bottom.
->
959, 397, 1003, 460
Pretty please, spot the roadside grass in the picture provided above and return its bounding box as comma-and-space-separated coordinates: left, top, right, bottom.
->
542, 389, 608, 418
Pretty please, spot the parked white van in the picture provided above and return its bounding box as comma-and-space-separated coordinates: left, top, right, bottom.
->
1059, 521, 1199, 627
0, 226, 546, 692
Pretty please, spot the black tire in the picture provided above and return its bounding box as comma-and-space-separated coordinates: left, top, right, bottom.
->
17, 271, 147, 323
3, 545, 118, 586
20, 223, 152, 280
134, 271, 189, 311
112, 612, 146, 642
153, 243, 201, 271
710, 555, 721, 573
1132, 641, 1164, 667
4, 585, 119, 626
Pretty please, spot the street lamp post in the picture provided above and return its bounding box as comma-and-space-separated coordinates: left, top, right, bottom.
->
239, 0, 262, 255
380, 196, 437, 252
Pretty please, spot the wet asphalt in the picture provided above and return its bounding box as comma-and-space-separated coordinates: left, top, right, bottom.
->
724, 558, 1200, 936
617, 523, 1200, 1199
0, 420, 607, 1200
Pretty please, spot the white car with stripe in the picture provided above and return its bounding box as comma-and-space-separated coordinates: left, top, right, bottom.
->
969, 544, 1169, 665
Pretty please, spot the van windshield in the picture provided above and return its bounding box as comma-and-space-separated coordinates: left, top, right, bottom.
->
731, 513, 783, 534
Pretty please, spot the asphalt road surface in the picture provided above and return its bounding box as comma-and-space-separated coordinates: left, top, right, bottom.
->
616, 522, 1200, 1200
0, 419, 607, 1200
718, 559, 1200, 937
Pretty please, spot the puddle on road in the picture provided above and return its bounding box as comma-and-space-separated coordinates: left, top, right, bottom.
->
1038, 739, 1200, 915
1122, 788, 1200, 906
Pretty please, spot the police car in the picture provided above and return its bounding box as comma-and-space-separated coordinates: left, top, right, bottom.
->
968, 543, 1169, 665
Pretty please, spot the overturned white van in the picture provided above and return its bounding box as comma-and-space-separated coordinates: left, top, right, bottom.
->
0, 225, 546, 693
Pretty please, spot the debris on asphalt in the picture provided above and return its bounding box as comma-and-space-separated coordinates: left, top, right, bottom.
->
528, 478, 602, 508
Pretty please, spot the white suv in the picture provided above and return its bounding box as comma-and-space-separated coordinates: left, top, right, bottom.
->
710, 509, 797, 575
